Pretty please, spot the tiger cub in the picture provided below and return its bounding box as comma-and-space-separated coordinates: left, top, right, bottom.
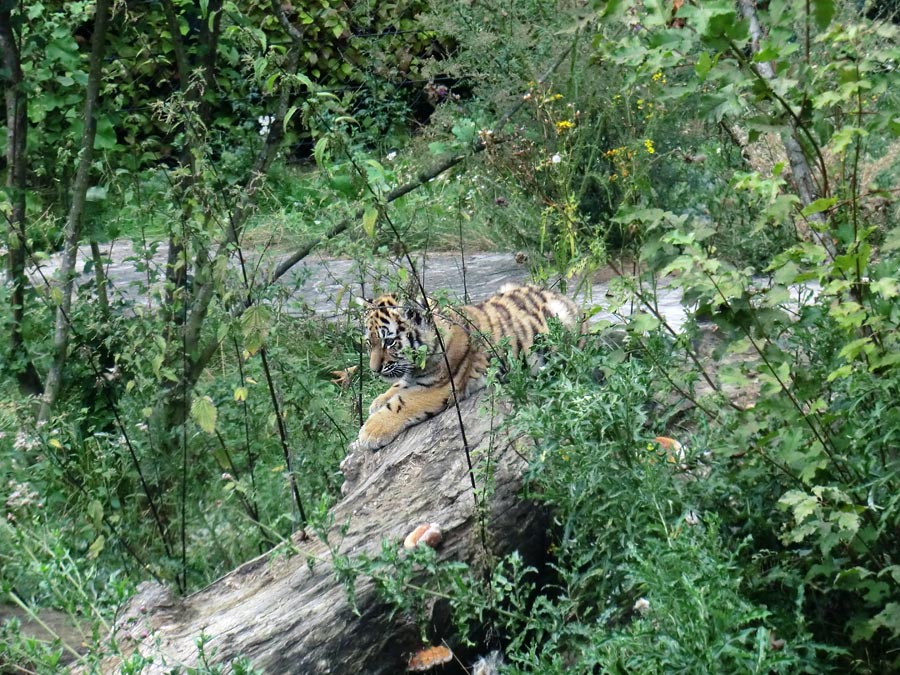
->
351, 283, 582, 452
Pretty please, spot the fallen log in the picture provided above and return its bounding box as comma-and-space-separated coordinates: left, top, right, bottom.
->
103, 393, 545, 674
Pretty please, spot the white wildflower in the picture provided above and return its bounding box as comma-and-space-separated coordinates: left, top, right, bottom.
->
633, 597, 651, 616
258, 114, 275, 136
551, 153, 562, 164
385, 151, 397, 161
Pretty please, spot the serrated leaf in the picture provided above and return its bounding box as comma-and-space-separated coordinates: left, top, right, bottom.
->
191, 396, 218, 434
362, 206, 378, 238
241, 305, 272, 354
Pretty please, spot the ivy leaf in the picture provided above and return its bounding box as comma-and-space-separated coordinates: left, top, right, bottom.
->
191, 396, 218, 434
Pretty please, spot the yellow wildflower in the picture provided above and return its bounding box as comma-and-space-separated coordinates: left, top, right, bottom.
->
644, 139, 655, 154
555, 120, 574, 133
652, 71, 667, 84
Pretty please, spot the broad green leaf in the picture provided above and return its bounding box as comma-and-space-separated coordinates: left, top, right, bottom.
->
191, 396, 218, 434
93, 116, 119, 150
826, 364, 853, 382
832, 510, 860, 536
810, 0, 835, 30
628, 312, 660, 333
695, 52, 712, 81
362, 206, 378, 238
871, 277, 899, 299
838, 336, 873, 361
800, 197, 837, 217
86, 186, 108, 202
234, 386, 248, 402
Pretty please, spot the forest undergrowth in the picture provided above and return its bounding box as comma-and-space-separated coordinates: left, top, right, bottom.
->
2, 0, 900, 672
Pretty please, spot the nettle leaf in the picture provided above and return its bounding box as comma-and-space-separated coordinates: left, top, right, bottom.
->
241, 305, 272, 354
191, 396, 218, 434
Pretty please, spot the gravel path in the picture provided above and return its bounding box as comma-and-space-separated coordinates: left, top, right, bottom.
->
28, 242, 690, 330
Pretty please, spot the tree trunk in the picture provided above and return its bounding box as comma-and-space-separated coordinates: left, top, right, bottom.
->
100, 394, 546, 674
0, 10, 43, 396
38, 0, 113, 422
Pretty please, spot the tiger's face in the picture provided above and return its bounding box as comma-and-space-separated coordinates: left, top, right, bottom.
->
363, 295, 427, 379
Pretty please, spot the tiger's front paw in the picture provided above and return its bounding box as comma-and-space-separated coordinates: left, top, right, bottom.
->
352, 420, 391, 452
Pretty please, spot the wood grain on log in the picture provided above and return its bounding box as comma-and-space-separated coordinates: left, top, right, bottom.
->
101, 393, 544, 674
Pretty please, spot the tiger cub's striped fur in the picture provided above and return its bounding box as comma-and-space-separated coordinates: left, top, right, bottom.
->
352, 283, 582, 452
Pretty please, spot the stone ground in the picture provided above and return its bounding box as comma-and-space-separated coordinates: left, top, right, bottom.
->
29, 241, 690, 330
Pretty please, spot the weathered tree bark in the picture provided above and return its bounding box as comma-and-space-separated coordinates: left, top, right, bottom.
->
0, 10, 43, 396
101, 395, 545, 674
38, 0, 112, 422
